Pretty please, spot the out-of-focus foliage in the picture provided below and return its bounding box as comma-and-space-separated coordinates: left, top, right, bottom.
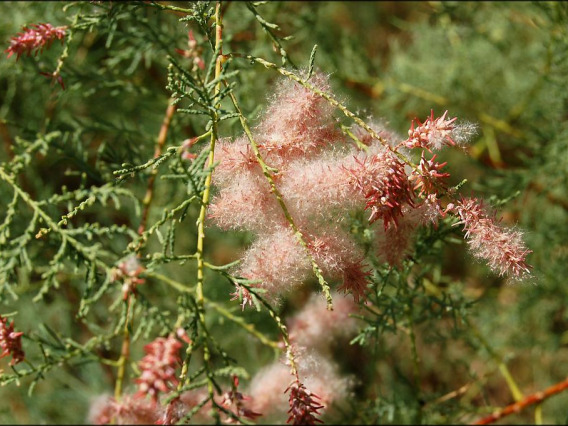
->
0, 1, 567, 424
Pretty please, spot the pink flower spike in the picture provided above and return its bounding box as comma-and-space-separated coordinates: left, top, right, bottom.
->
451, 197, 532, 279
5, 23, 67, 60
286, 380, 324, 425
135, 334, 183, 402
347, 150, 414, 229
410, 152, 451, 197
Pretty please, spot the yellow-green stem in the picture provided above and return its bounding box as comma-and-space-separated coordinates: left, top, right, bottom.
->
114, 296, 132, 401
467, 318, 524, 402
185, 0, 223, 403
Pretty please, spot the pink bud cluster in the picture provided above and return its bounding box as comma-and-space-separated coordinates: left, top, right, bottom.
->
175, 30, 205, 71
209, 72, 422, 303
89, 377, 260, 424
347, 150, 415, 229
88, 295, 360, 424
449, 198, 532, 279
89, 330, 262, 424
5, 23, 67, 60
286, 380, 324, 425
111, 255, 146, 300
135, 334, 183, 402
0, 315, 25, 366
410, 152, 450, 197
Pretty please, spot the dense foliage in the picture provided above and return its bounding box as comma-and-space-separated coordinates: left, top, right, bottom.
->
0, 1, 567, 424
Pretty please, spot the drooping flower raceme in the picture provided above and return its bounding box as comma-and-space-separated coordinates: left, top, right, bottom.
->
449, 198, 532, 279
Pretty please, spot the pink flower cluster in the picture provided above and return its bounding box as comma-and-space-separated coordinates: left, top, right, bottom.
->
175, 30, 205, 71
0, 315, 25, 366
449, 198, 532, 279
209, 73, 413, 302
220, 375, 262, 423
246, 293, 358, 422
88, 295, 359, 424
5, 23, 67, 60
89, 330, 262, 424
111, 255, 146, 300
208, 72, 531, 299
404, 109, 476, 151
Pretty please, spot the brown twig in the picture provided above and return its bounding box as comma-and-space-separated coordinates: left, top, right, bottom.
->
471, 376, 568, 425
137, 101, 177, 237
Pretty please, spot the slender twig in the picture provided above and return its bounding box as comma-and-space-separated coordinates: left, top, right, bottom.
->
113, 296, 132, 401
471, 376, 568, 425
137, 101, 177, 238
245, 286, 301, 379
114, 93, 178, 402
0, 119, 14, 161
0, 167, 104, 268
179, 2, 224, 417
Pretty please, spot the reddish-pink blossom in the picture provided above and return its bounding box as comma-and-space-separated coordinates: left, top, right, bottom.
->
405, 110, 458, 150
375, 199, 442, 267
209, 173, 284, 233
338, 261, 371, 303
279, 153, 365, 222
0, 315, 25, 366
247, 347, 353, 420
88, 394, 161, 425
405, 110, 477, 151
410, 152, 450, 197
5, 23, 67, 60
212, 136, 259, 186
87, 394, 117, 425
450, 197, 532, 279
347, 150, 414, 229
135, 334, 183, 402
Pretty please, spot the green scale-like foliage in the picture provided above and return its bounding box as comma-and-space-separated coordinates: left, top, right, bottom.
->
0, 2, 567, 425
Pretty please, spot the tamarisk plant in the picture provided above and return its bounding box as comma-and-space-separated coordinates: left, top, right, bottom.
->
2, 1, 563, 425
